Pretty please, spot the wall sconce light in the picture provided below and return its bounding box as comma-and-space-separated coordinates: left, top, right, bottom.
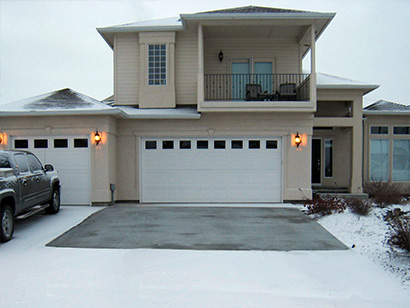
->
94, 130, 101, 145
294, 132, 302, 148
218, 50, 224, 63
0, 135, 2, 144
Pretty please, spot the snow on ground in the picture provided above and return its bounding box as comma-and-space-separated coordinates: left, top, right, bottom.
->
1, 205, 410, 308
317, 203, 410, 290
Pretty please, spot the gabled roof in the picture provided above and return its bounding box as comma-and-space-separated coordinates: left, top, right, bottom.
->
316, 73, 379, 94
197, 6, 309, 14
363, 100, 410, 115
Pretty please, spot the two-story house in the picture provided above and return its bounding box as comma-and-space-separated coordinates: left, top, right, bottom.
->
1, 6, 388, 205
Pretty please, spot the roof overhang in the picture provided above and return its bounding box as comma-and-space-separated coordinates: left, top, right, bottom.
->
363, 110, 410, 116
317, 84, 379, 95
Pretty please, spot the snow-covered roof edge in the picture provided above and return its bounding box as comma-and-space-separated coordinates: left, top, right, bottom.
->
363, 100, 410, 115
316, 73, 379, 94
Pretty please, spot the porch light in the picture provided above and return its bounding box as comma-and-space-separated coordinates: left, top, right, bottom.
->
94, 130, 101, 145
218, 50, 224, 63
0, 135, 2, 144
294, 133, 302, 148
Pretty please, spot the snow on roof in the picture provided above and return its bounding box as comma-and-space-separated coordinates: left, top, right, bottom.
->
197, 6, 310, 14
316, 73, 379, 94
363, 100, 410, 115
0, 88, 112, 113
97, 16, 182, 33
117, 106, 200, 119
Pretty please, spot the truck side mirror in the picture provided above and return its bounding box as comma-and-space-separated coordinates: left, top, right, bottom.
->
44, 164, 54, 172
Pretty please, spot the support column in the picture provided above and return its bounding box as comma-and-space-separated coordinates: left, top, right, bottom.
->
310, 24, 317, 109
197, 24, 204, 109
350, 97, 364, 193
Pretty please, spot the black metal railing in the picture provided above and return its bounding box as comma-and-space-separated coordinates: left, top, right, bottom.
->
204, 73, 310, 101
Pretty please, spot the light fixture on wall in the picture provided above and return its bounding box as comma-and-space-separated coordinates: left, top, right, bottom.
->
218, 50, 224, 63
94, 130, 101, 145
0, 135, 2, 144
294, 132, 302, 148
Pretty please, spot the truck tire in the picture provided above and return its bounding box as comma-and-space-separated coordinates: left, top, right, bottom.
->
45, 188, 60, 214
1, 204, 14, 242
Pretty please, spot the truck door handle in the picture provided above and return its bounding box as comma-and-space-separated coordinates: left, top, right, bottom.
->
36, 178, 40, 183
22, 180, 28, 186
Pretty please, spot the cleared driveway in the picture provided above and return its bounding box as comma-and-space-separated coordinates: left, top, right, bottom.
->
47, 204, 347, 250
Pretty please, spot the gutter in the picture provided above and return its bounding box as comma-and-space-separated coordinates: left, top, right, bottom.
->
363, 110, 410, 116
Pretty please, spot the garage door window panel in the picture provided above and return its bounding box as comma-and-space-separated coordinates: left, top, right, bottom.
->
162, 140, 174, 149
249, 140, 260, 149
54, 139, 68, 148
179, 140, 191, 149
74, 139, 88, 148
266, 140, 278, 149
145, 141, 157, 150
14, 139, 28, 149
197, 140, 208, 149
34, 139, 48, 148
232, 140, 243, 149
214, 140, 226, 149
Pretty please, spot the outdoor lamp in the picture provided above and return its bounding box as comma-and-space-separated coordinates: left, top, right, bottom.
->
218, 50, 224, 63
94, 130, 101, 145
294, 133, 302, 148
0, 135, 2, 144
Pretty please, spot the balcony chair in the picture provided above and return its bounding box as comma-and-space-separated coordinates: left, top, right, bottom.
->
245, 84, 264, 101
278, 83, 297, 101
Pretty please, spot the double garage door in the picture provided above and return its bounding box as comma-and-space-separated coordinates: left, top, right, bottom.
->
11, 136, 91, 205
141, 137, 282, 203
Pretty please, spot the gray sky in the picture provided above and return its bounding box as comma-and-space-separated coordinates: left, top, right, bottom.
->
0, 0, 409, 106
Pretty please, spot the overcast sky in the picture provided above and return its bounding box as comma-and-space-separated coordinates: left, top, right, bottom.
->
0, 0, 409, 106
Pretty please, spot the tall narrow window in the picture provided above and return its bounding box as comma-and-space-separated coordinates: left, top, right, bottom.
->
393, 140, 410, 181
148, 44, 166, 85
370, 139, 389, 181
324, 139, 333, 178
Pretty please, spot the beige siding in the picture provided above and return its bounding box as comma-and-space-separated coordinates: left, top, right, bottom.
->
114, 33, 139, 106
176, 31, 198, 105
204, 38, 300, 74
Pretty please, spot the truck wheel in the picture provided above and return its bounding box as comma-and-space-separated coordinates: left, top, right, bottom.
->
45, 188, 60, 214
1, 204, 14, 242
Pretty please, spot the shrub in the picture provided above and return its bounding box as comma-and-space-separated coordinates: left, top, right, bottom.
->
346, 198, 372, 216
363, 181, 403, 207
304, 196, 347, 216
385, 210, 410, 253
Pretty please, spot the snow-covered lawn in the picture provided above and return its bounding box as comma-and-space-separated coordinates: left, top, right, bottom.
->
317, 203, 410, 290
1, 205, 409, 308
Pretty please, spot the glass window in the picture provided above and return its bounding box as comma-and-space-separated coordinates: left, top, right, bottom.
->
27, 154, 43, 172
393, 140, 410, 181
324, 139, 333, 178
14, 139, 28, 149
214, 140, 226, 149
162, 140, 174, 149
231, 140, 243, 149
179, 140, 191, 149
371, 126, 388, 135
145, 141, 157, 150
74, 139, 88, 148
197, 140, 208, 149
14, 154, 29, 173
148, 44, 166, 85
393, 126, 410, 135
0, 154, 11, 168
249, 140, 260, 149
54, 139, 68, 148
34, 139, 48, 148
266, 140, 278, 149
370, 139, 389, 181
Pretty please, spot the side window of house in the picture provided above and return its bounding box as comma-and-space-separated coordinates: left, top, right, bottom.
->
148, 44, 166, 85
370, 139, 389, 181
370, 126, 388, 135
14, 154, 30, 174
393, 140, 410, 181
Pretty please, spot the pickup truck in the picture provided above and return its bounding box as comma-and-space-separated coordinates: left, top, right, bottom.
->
1, 150, 60, 242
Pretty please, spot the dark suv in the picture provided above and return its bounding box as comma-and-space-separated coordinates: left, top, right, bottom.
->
0, 150, 61, 242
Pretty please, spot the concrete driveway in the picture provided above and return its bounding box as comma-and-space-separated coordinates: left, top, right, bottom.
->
48, 204, 347, 251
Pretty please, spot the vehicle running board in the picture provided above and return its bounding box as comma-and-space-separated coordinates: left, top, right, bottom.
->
16, 205, 48, 220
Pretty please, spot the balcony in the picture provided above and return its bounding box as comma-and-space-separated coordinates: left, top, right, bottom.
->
205, 73, 310, 101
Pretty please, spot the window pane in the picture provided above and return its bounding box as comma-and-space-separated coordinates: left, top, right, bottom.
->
249, 140, 260, 149
324, 139, 333, 177
54, 139, 68, 148
34, 139, 48, 148
162, 140, 174, 149
231, 140, 243, 149
14, 154, 29, 173
393, 140, 410, 181
145, 141, 157, 150
371, 126, 388, 134
27, 154, 43, 171
393, 126, 410, 135
148, 44, 166, 86
197, 140, 208, 149
179, 140, 191, 149
266, 140, 278, 149
74, 139, 88, 148
14, 139, 28, 149
214, 140, 226, 149
370, 139, 389, 181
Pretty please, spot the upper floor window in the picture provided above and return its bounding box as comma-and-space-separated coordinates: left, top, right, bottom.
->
148, 44, 166, 85
371, 126, 388, 135
393, 126, 410, 135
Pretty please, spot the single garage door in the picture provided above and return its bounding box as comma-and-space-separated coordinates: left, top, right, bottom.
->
140, 137, 282, 203
11, 136, 91, 205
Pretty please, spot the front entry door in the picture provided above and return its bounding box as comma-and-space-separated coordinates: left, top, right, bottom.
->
312, 139, 321, 184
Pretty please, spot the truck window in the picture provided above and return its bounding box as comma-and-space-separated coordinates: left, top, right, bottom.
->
27, 154, 43, 172
14, 154, 30, 173
0, 154, 11, 168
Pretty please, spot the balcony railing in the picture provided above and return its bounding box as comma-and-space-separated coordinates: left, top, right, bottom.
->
204, 73, 310, 101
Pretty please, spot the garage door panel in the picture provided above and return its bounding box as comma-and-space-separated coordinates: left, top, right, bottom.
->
141, 137, 282, 203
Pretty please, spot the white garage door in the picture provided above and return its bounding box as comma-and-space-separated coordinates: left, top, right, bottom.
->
12, 136, 91, 205
140, 137, 282, 203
